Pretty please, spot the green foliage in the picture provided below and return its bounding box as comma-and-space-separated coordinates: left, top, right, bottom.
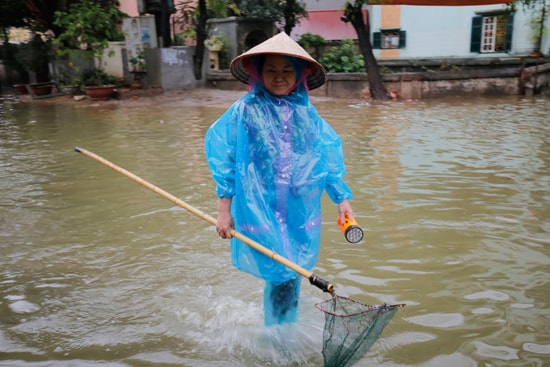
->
280, 0, 308, 34
379, 65, 392, 74
205, 34, 227, 50
343, 0, 367, 24
58, 61, 83, 87
175, 30, 197, 45
439, 63, 461, 71
209, 0, 229, 18
525, 1, 549, 49
206, 34, 230, 69
297, 33, 328, 49
178, 28, 197, 40
129, 50, 146, 72
174, 0, 229, 44
511, 0, 549, 11
319, 39, 365, 73
53, 0, 125, 85
235, 0, 284, 21
79, 68, 121, 86
53, 0, 125, 59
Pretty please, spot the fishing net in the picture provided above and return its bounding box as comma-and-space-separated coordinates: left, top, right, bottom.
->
315, 295, 404, 367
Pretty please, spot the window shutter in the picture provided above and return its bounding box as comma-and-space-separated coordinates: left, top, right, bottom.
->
470, 16, 482, 53
373, 32, 381, 49
505, 12, 514, 52
399, 30, 406, 48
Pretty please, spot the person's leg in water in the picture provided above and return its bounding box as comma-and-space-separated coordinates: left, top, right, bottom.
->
263, 276, 302, 326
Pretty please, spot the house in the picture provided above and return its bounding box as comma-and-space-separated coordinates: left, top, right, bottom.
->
292, 0, 550, 59
112, 0, 548, 97
117, 0, 548, 59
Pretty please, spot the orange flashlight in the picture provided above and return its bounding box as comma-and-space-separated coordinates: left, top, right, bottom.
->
337, 215, 364, 243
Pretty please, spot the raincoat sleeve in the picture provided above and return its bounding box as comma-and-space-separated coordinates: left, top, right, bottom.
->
204, 106, 238, 199
320, 118, 353, 204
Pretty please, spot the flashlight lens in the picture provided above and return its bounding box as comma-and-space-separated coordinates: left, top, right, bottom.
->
345, 226, 364, 243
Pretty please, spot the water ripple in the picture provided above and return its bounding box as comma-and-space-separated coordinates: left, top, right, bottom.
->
1, 95, 548, 366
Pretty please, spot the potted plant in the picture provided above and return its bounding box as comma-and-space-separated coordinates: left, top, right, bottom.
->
205, 35, 225, 52
53, 0, 125, 100
129, 50, 147, 88
79, 69, 121, 100
13, 84, 29, 95
57, 61, 83, 96
205, 35, 227, 70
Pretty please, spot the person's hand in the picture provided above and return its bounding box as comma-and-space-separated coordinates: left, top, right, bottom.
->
217, 197, 234, 239
337, 200, 354, 224
217, 211, 234, 239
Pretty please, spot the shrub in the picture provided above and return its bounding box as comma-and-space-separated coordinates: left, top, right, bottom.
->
297, 33, 328, 49
319, 39, 365, 73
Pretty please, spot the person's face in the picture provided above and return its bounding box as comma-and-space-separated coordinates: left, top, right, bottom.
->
261, 54, 297, 96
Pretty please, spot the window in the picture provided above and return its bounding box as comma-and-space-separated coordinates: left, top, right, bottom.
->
471, 12, 514, 53
382, 29, 400, 49
481, 15, 507, 52
373, 29, 407, 49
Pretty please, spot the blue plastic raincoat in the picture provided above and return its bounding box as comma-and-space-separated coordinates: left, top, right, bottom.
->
204, 81, 352, 285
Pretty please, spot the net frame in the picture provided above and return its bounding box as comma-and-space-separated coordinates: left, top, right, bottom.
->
315, 295, 404, 367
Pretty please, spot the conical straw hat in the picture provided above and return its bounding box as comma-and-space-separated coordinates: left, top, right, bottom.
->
229, 32, 327, 90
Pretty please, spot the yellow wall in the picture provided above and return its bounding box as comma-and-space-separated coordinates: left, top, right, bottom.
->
380, 5, 401, 59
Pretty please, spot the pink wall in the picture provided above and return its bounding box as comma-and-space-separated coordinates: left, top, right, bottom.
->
119, 0, 139, 17
291, 10, 366, 41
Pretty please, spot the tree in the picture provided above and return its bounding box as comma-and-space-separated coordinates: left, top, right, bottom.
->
514, 0, 549, 56
193, 0, 208, 80
53, 0, 125, 85
280, 0, 308, 35
233, 0, 284, 19
143, 0, 176, 47
53, 0, 125, 53
22, 0, 122, 37
343, 1, 390, 100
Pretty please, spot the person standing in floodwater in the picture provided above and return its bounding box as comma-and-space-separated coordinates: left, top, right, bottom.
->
204, 32, 356, 326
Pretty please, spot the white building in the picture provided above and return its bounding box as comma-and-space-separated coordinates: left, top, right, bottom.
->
292, 1, 550, 59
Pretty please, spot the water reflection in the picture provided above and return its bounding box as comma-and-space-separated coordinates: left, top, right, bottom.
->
0, 93, 548, 366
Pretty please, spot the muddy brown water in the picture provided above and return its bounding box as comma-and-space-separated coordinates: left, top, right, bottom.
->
1, 90, 549, 366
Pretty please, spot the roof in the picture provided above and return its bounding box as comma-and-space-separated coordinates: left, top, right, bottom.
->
291, 10, 366, 41
370, 0, 512, 4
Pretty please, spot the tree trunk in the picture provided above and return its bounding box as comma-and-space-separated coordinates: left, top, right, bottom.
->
193, 0, 207, 80
345, 3, 389, 100
160, 0, 172, 47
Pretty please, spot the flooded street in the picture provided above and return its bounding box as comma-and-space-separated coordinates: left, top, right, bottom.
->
0, 90, 549, 367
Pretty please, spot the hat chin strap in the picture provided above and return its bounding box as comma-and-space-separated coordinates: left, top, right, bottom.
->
282, 83, 297, 96
285, 74, 309, 95
279, 70, 310, 96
